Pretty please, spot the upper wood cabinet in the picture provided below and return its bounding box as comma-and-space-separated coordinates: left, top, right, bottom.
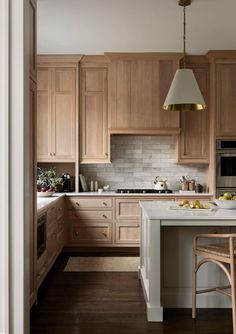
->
177, 56, 209, 164
37, 56, 81, 162
209, 52, 236, 138
80, 56, 110, 163
106, 53, 182, 135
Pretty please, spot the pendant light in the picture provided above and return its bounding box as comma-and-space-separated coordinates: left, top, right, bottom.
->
163, 0, 206, 112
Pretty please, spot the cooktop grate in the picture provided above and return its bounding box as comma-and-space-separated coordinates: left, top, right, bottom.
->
115, 189, 173, 194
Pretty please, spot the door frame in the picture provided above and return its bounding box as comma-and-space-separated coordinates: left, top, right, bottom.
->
0, 0, 30, 333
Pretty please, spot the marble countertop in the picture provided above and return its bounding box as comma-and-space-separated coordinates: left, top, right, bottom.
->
62, 191, 213, 197
139, 200, 236, 221
37, 194, 65, 213
37, 192, 213, 213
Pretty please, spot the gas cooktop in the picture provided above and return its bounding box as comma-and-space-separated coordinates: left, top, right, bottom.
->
115, 189, 173, 194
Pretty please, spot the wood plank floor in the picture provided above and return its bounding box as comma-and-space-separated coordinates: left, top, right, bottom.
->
30, 253, 232, 334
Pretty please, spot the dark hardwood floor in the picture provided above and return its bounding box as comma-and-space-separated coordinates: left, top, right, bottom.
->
30, 253, 232, 334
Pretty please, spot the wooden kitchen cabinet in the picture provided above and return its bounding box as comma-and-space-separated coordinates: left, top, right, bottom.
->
213, 54, 236, 138
70, 222, 113, 245
37, 55, 81, 162
80, 56, 110, 163
177, 56, 209, 163
37, 198, 64, 289
66, 196, 114, 246
106, 53, 182, 134
115, 221, 140, 244
114, 197, 175, 246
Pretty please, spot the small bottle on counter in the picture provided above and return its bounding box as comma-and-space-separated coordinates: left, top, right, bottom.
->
94, 180, 98, 192
90, 180, 94, 192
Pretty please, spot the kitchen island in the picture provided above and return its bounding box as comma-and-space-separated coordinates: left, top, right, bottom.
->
139, 201, 236, 322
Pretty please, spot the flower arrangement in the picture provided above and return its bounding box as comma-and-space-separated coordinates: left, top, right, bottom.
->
37, 167, 63, 192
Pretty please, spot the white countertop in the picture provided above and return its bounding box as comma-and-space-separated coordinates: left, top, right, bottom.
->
140, 200, 236, 221
63, 191, 213, 197
37, 192, 213, 213
37, 194, 65, 213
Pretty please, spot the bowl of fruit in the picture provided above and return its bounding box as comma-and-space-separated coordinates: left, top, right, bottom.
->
37, 187, 55, 197
214, 192, 236, 209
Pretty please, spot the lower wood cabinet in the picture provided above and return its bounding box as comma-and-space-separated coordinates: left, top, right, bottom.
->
36, 197, 64, 289
66, 196, 114, 247
70, 222, 113, 245
65, 195, 214, 249
115, 221, 140, 244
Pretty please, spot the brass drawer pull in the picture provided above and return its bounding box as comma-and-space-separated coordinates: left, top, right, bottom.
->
74, 231, 79, 236
102, 214, 107, 218
102, 232, 107, 238
102, 202, 107, 206
75, 202, 80, 206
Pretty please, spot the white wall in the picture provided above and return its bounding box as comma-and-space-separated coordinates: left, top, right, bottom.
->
0, 0, 9, 332
38, 0, 236, 54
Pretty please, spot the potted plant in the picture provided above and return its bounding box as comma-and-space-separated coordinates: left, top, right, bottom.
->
37, 167, 63, 196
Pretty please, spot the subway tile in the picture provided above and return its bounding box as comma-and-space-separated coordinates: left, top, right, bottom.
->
80, 135, 207, 190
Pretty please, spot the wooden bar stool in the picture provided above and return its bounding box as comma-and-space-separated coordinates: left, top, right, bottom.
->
192, 233, 236, 334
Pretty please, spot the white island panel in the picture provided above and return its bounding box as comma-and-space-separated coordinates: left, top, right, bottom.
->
139, 201, 236, 322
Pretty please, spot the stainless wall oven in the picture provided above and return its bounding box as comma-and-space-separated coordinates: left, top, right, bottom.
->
216, 139, 236, 190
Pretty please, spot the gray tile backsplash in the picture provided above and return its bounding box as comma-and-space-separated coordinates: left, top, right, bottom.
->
80, 135, 207, 191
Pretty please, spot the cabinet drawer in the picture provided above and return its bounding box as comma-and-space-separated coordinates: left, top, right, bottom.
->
70, 222, 113, 244
68, 210, 112, 221
67, 197, 112, 209
115, 199, 140, 220
115, 221, 140, 244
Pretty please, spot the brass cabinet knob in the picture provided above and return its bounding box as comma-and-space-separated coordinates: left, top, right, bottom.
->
105, 153, 108, 156
74, 231, 79, 236
53, 152, 56, 156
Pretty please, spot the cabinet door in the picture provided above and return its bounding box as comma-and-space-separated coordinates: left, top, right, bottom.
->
37, 68, 53, 161
80, 68, 109, 163
70, 222, 113, 245
37, 66, 77, 162
107, 54, 181, 134
216, 62, 236, 137
177, 60, 209, 163
115, 221, 140, 245
115, 199, 140, 220
47, 225, 58, 267
53, 68, 76, 161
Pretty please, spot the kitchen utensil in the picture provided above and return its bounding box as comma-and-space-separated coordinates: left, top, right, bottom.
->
154, 176, 168, 190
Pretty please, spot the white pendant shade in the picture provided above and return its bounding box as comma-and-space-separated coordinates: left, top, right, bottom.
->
163, 68, 206, 111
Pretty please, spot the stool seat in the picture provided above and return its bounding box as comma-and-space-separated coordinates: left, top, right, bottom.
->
192, 233, 236, 334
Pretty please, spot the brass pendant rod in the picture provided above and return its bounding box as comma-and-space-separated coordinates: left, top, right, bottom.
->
183, 5, 186, 68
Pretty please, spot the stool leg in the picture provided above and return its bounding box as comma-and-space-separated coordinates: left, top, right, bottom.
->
230, 260, 236, 334
192, 249, 197, 319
